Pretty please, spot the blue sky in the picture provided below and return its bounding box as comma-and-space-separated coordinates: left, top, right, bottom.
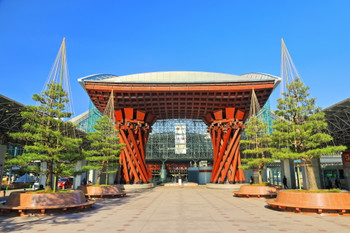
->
1, 1, 350, 116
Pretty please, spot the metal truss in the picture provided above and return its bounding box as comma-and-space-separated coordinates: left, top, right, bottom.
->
324, 98, 350, 148
0, 95, 25, 140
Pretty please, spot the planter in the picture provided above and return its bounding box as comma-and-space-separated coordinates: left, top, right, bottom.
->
164, 182, 198, 187
79, 185, 126, 198
234, 185, 278, 198
266, 190, 350, 215
119, 183, 154, 192
0, 190, 95, 216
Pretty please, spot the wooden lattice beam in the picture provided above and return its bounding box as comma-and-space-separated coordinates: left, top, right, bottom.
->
115, 108, 156, 184
208, 108, 246, 183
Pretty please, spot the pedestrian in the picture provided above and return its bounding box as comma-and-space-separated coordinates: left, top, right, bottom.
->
335, 178, 340, 189
283, 176, 288, 189
250, 176, 254, 184
81, 178, 87, 185
326, 177, 333, 189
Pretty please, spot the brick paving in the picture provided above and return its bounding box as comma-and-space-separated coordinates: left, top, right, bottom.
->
0, 186, 349, 233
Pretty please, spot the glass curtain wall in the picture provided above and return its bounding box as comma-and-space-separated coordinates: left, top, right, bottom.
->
146, 119, 213, 162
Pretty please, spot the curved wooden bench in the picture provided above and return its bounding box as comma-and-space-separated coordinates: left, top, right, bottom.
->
79, 185, 126, 199
234, 185, 277, 198
266, 190, 350, 215
0, 190, 95, 216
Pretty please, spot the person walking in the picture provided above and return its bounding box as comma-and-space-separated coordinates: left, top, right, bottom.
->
283, 176, 288, 189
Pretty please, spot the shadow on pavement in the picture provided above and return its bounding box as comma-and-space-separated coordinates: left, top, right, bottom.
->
0, 188, 154, 232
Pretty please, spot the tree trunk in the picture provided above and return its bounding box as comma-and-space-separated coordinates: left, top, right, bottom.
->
306, 161, 318, 190
258, 170, 263, 184
45, 162, 53, 192
115, 165, 122, 184
53, 173, 57, 192
96, 170, 101, 185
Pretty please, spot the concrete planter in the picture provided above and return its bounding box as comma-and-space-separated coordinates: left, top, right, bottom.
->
119, 183, 154, 192
234, 185, 277, 198
0, 190, 94, 216
79, 185, 126, 198
266, 190, 350, 215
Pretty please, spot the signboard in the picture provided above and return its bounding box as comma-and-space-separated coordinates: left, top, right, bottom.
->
343, 153, 350, 163
343, 152, 350, 189
0, 164, 3, 191
175, 144, 186, 154
175, 135, 186, 144
175, 123, 186, 154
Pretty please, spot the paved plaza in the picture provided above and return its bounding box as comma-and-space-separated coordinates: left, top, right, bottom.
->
0, 186, 349, 233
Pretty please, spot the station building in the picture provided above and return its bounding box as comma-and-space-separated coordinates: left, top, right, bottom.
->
77, 71, 280, 185
1, 73, 349, 190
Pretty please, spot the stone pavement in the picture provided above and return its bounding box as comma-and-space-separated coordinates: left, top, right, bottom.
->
0, 186, 349, 233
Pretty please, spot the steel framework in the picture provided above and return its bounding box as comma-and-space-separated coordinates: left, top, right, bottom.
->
0, 95, 24, 143
323, 98, 350, 148
146, 119, 212, 161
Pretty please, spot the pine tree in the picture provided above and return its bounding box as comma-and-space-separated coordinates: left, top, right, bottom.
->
240, 115, 274, 184
271, 77, 346, 190
8, 82, 82, 192
82, 115, 123, 185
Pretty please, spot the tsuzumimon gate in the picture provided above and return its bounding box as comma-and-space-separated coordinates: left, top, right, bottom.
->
79, 72, 280, 184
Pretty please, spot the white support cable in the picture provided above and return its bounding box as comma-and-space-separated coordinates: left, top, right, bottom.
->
248, 89, 261, 118
36, 38, 79, 139
103, 90, 115, 123
40, 38, 75, 120
280, 38, 303, 95
63, 51, 75, 118
42, 41, 64, 94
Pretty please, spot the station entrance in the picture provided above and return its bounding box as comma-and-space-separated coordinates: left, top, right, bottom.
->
79, 71, 281, 184
145, 119, 213, 184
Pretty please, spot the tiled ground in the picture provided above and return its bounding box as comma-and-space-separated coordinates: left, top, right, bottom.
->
0, 186, 349, 233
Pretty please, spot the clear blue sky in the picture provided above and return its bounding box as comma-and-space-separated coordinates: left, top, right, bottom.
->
1, 1, 350, 116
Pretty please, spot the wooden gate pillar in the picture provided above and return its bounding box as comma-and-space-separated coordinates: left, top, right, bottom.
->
204, 108, 246, 184
115, 108, 157, 184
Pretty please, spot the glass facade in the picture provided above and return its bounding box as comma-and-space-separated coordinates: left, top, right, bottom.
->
146, 119, 213, 161
83, 103, 213, 162
7, 145, 24, 158
82, 101, 278, 163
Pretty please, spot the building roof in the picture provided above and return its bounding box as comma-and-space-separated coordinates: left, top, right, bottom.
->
78, 71, 280, 86
79, 71, 281, 121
